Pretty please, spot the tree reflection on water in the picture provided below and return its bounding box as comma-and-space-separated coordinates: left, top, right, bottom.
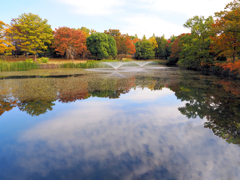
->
0, 75, 137, 116
0, 69, 240, 146
172, 76, 240, 145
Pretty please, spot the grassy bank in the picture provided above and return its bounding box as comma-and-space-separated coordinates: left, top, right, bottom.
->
0, 59, 127, 71
0, 60, 102, 71
0, 59, 163, 72
0, 61, 40, 71
59, 61, 104, 68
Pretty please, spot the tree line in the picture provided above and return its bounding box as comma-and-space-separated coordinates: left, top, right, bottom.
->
167, 0, 240, 74
0, 0, 240, 73
0, 13, 170, 62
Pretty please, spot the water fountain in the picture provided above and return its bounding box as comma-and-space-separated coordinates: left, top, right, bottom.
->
133, 61, 152, 68
85, 60, 166, 74
102, 62, 126, 70
133, 61, 167, 70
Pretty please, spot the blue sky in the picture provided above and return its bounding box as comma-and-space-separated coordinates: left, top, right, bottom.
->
0, 0, 231, 38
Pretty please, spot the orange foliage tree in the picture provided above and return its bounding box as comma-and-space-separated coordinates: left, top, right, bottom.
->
125, 35, 136, 55
117, 34, 136, 57
132, 39, 139, 44
52, 27, 87, 62
211, 0, 240, 62
210, 0, 240, 73
210, 19, 240, 62
216, 61, 240, 74
169, 34, 187, 60
104, 29, 136, 58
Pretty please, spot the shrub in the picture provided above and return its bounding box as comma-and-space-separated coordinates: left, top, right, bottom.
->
25, 58, 33, 63
38, 57, 49, 63
60, 61, 104, 69
0, 61, 39, 71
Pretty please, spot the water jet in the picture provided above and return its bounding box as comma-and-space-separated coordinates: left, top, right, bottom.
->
133, 61, 152, 68
102, 62, 126, 70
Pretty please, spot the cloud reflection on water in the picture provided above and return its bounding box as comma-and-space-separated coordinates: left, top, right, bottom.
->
15, 88, 240, 180
121, 87, 173, 102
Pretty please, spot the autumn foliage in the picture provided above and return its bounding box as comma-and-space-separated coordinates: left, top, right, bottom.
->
216, 61, 240, 74
208, 0, 240, 74
125, 35, 136, 55
10, 13, 53, 61
170, 34, 189, 60
104, 29, 136, 56
2, 2, 240, 75
132, 39, 139, 44
210, 18, 240, 62
0, 21, 15, 55
52, 27, 87, 62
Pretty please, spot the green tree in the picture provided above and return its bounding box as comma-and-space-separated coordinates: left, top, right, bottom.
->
135, 41, 142, 60
178, 16, 214, 69
12, 13, 53, 61
107, 35, 117, 59
141, 40, 155, 59
135, 41, 155, 60
86, 33, 117, 60
142, 34, 147, 41
155, 35, 167, 59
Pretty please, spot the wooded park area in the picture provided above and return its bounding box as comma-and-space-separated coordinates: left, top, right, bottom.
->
1, 0, 240, 74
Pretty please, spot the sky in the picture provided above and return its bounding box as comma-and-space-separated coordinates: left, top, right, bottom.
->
0, 0, 231, 39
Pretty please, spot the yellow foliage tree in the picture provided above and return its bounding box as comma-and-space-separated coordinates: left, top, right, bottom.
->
0, 21, 15, 56
11, 13, 53, 61
80, 27, 90, 38
148, 37, 158, 49
80, 27, 97, 38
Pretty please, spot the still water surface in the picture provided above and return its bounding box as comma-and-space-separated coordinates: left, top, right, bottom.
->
0, 66, 240, 180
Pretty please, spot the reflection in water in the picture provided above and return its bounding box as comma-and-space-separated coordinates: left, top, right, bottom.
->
0, 68, 240, 179
172, 77, 240, 145
1, 69, 240, 145
18, 100, 55, 116
0, 74, 146, 116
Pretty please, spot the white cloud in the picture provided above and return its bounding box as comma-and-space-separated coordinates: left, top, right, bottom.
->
56, 0, 125, 15
121, 87, 174, 102
16, 98, 240, 179
54, 0, 230, 38
140, 0, 230, 18
121, 14, 188, 38
56, 0, 230, 17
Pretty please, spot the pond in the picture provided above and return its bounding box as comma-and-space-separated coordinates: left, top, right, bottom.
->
0, 65, 240, 180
